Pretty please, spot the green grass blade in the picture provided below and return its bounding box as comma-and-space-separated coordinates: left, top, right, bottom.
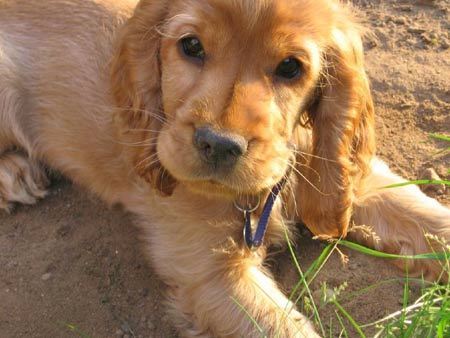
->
283, 226, 326, 336
63, 323, 92, 338
329, 317, 333, 338
338, 240, 448, 260
382, 179, 450, 189
399, 271, 409, 337
290, 243, 336, 307
429, 133, 450, 142
338, 278, 431, 305
436, 307, 450, 338
404, 285, 432, 336
303, 243, 335, 282
230, 296, 265, 336
332, 300, 366, 338
335, 311, 349, 338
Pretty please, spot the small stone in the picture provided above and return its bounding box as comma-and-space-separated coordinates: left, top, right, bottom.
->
123, 335, 130, 338
141, 288, 149, 297
115, 329, 123, 336
394, 17, 407, 25
398, 5, 413, 12
384, 15, 394, 23
311, 289, 322, 303
421, 34, 439, 46
41, 273, 52, 281
399, 103, 414, 110
365, 39, 379, 49
147, 321, 156, 330
407, 27, 426, 34
121, 322, 131, 333
417, 0, 437, 7
419, 168, 445, 195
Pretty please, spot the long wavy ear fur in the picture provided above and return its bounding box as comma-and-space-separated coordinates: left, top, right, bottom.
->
298, 24, 376, 237
111, 0, 176, 195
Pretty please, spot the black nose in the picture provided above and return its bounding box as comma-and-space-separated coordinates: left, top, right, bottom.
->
194, 127, 248, 167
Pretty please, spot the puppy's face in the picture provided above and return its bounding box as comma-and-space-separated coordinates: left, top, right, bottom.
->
156, 0, 324, 196
114, 0, 374, 234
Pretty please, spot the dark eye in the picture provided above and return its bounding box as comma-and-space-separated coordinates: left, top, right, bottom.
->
275, 57, 302, 79
180, 36, 205, 60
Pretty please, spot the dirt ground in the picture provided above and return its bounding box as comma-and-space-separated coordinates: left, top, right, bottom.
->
1, 1, 449, 337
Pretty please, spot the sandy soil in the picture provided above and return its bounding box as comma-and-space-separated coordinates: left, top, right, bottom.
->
1, 1, 449, 337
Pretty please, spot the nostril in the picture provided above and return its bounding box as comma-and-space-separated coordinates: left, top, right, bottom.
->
202, 143, 213, 157
194, 128, 213, 155
227, 141, 245, 158
197, 139, 210, 151
229, 148, 240, 157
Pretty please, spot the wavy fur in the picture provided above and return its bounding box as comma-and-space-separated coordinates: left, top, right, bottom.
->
0, 0, 448, 336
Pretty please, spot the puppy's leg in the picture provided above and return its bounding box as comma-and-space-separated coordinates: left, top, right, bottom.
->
0, 50, 49, 211
351, 158, 450, 280
145, 228, 318, 338
0, 152, 49, 212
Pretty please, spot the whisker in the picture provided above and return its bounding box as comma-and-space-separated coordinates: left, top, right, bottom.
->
123, 128, 167, 134
119, 142, 159, 148
292, 149, 337, 163
295, 163, 321, 182
283, 160, 327, 196
87, 102, 171, 127
133, 153, 160, 172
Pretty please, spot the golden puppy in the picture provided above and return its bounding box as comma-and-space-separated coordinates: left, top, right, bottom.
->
0, 0, 448, 336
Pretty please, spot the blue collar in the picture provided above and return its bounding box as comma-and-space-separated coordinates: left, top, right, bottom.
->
235, 176, 288, 251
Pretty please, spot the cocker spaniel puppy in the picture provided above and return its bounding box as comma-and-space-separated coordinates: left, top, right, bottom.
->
1, 0, 449, 336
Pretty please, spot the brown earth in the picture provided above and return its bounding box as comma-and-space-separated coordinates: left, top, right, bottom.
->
1, 1, 449, 337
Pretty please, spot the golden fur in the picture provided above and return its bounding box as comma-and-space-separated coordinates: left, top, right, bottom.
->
0, 0, 449, 336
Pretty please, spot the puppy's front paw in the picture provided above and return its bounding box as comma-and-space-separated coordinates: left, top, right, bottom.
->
0, 152, 49, 212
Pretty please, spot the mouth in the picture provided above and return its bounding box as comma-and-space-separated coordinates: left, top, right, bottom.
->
156, 128, 295, 198
158, 150, 295, 198
182, 178, 256, 199
171, 160, 291, 199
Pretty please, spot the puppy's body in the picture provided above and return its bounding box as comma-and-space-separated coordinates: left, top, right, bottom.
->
0, 0, 139, 203
1, 0, 449, 337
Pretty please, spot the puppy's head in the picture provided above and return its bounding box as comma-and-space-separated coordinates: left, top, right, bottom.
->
112, 0, 375, 236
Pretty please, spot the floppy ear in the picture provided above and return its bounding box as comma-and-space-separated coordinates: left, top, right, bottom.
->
111, 0, 176, 195
297, 26, 375, 237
